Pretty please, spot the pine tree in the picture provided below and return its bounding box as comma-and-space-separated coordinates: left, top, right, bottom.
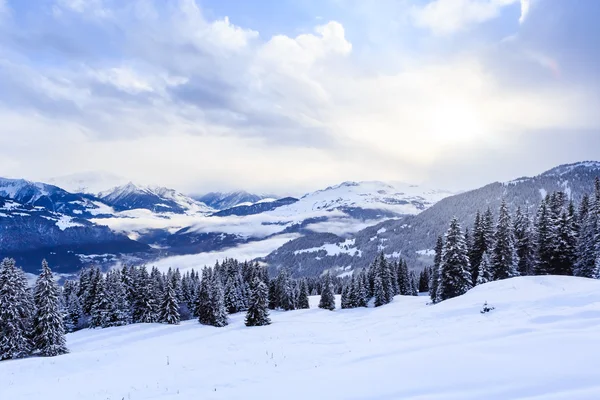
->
476, 252, 493, 285
341, 284, 351, 309
159, 280, 180, 325
89, 276, 111, 328
133, 267, 158, 323
245, 277, 271, 327
418, 268, 430, 293
353, 271, 369, 308
514, 206, 535, 276
553, 206, 577, 275
318, 272, 336, 311
575, 194, 598, 277
210, 274, 228, 327
297, 278, 310, 309
63, 292, 83, 332
398, 259, 411, 295
429, 236, 443, 303
32, 260, 68, 357
106, 270, 131, 327
534, 198, 553, 275
490, 200, 518, 280
0, 258, 33, 360
437, 218, 472, 302
197, 268, 214, 325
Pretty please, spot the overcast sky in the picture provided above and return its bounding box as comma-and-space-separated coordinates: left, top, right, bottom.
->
1, 0, 599, 196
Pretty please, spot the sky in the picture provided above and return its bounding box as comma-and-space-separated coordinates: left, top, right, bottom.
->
1, 0, 599, 196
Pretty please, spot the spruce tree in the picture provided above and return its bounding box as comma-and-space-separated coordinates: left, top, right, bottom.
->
429, 236, 443, 303
575, 194, 598, 277
437, 218, 472, 302
476, 252, 493, 285
106, 270, 131, 327
159, 280, 180, 325
514, 206, 535, 276
63, 292, 83, 332
318, 272, 336, 311
398, 259, 411, 295
245, 277, 271, 327
0, 258, 33, 360
353, 271, 369, 308
33, 260, 68, 356
490, 200, 518, 280
210, 274, 228, 327
197, 268, 214, 325
534, 198, 552, 275
90, 276, 111, 328
297, 278, 310, 309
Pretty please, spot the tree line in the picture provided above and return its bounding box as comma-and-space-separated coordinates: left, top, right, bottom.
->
430, 178, 600, 303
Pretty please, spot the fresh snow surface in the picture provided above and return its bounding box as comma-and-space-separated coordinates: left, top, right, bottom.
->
3, 276, 600, 400
47, 171, 130, 194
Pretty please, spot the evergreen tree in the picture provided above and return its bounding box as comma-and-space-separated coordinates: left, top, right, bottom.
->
297, 278, 310, 309
32, 260, 68, 356
575, 194, 598, 277
429, 235, 443, 303
397, 259, 411, 295
514, 206, 535, 276
341, 284, 351, 309
106, 270, 131, 327
318, 272, 336, 311
245, 277, 271, 327
490, 200, 518, 280
534, 198, 553, 275
63, 292, 83, 332
196, 268, 214, 325
418, 268, 430, 293
353, 272, 369, 308
0, 258, 33, 360
476, 252, 493, 285
89, 276, 111, 328
409, 271, 419, 296
133, 267, 158, 323
553, 206, 577, 275
159, 280, 180, 325
210, 274, 228, 327
437, 218, 472, 302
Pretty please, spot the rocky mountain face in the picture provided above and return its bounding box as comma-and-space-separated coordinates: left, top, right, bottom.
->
195, 191, 276, 210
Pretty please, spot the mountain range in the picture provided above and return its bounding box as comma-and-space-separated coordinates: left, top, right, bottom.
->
2, 161, 599, 276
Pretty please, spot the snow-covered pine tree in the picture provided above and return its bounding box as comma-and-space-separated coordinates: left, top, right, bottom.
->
391, 261, 400, 296
32, 260, 68, 357
437, 218, 472, 302
514, 206, 535, 276
224, 274, 242, 314
297, 278, 310, 309
245, 277, 271, 327
476, 251, 493, 285
159, 279, 180, 325
0, 258, 33, 360
197, 267, 214, 325
341, 284, 351, 309
210, 273, 228, 327
418, 268, 430, 293
318, 272, 336, 311
276, 268, 295, 311
553, 205, 577, 275
575, 194, 596, 277
106, 269, 131, 327
352, 272, 369, 308
429, 235, 443, 303
409, 271, 419, 296
534, 197, 553, 275
398, 259, 411, 296
63, 292, 83, 332
490, 200, 518, 280
89, 275, 112, 328
133, 267, 158, 324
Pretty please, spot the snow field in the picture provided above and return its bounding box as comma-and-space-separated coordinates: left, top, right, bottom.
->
2, 276, 600, 399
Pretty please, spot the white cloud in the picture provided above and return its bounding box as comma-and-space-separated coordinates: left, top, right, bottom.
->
519, 0, 530, 24
412, 0, 522, 35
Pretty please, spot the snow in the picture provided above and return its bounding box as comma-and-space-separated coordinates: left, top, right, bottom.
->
416, 249, 435, 256
55, 215, 84, 230
293, 242, 361, 257
47, 171, 130, 194
3, 276, 600, 399
377, 227, 387, 234
539, 188, 547, 198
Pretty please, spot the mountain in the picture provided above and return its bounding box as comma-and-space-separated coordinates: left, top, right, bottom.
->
99, 183, 213, 214
0, 177, 111, 217
196, 191, 277, 210
0, 196, 148, 273
262, 161, 600, 277
212, 197, 299, 217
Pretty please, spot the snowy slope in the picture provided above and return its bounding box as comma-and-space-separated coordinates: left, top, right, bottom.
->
268, 181, 452, 217
196, 191, 277, 210
99, 183, 214, 214
3, 276, 600, 399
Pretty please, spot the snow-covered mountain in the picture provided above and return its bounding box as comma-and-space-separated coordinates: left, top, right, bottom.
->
99, 183, 214, 214
196, 191, 277, 210
262, 161, 600, 277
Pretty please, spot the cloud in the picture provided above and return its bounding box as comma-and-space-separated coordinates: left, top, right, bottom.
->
412, 0, 523, 34
0, 0, 598, 195
519, 0, 530, 24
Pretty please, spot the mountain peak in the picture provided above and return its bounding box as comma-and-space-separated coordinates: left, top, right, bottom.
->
540, 161, 600, 177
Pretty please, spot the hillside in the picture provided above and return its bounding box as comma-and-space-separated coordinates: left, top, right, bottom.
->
2, 276, 599, 399
263, 161, 600, 275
